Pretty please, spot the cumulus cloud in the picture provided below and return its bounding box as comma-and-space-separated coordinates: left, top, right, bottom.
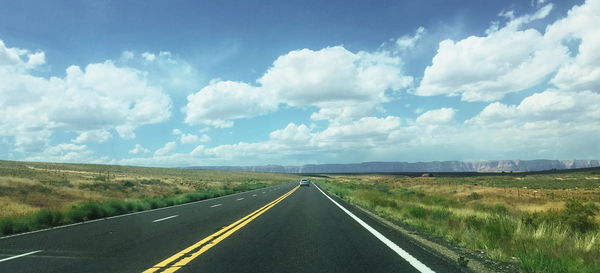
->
0, 40, 172, 152
184, 46, 412, 127
129, 144, 151, 154
190, 144, 205, 156
418, 0, 600, 102
183, 81, 277, 128
469, 90, 600, 125
118, 50, 202, 92
270, 123, 313, 144
154, 141, 177, 156
179, 133, 211, 144
547, 0, 600, 92
416, 108, 456, 125
72, 130, 112, 144
395, 27, 426, 50
417, 3, 568, 101
24, 143, 108, 163
200, 116, 404, 163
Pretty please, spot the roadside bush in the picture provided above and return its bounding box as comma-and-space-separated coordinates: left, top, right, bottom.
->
67, 202, 111, 222
467, 192, 483, 200
32, 209, 64, 228
483, 216, 516, 242
563, 199, 598, 233
106, 200, 128, 215
465, 215, 485, 230
492, 204, 509, 215
406, 206, 427, 219
431, 208, 451, 220
374, 183, 391, 194
523, 199, 598, 233
0, 217, 17, 235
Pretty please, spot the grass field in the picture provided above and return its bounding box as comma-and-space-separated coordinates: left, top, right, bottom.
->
0, 160, 300, 236
317, 169, 600, 273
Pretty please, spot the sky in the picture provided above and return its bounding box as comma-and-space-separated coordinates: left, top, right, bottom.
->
0, 0, 599, 167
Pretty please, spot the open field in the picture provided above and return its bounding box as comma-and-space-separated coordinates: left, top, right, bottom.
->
318, 169, 600, 273
0, 160, 300, 236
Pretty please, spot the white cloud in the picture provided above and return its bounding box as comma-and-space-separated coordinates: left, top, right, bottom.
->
270, 123, 312, 144
180, 133, 199, 144
24, 143, 108, 164
0, 40, 172, 152
201, 116, 403, 164
129, 144, 150, 154
154, 141, 177, 156
416, 108, 456, 125
183, 81, 277, 128
141, 52, 156, 62
184, 45, 412, 127
118, 50, 202, 92
418, 0, 600, 102
547, 0, 600, 92
396, 27, 426, 50
416, 4, 570, 102
72, 130, 112, 144
190, 144, 205, 156
172, 129, 182, 135
469, 90, 600, 125
179, 133, 211, 144
198, 134, 211, 142
0, 40, 45, 72
260, 47, 410, 106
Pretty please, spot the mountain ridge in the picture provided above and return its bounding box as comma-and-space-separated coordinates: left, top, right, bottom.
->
184, 160, 600, 173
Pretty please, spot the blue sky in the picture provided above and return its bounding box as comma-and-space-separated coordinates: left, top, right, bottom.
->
1, 0, 598, 167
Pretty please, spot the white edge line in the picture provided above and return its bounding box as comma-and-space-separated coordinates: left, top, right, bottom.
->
0, 182, 296, 240
210, 204, 222, 208
152, 215, 179, 223
0, 250, 43, 263
314, 184, 436, 273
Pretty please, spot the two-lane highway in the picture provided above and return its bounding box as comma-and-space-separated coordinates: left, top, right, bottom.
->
0, 182, 464, 273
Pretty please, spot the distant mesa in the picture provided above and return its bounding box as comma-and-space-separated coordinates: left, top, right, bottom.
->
185, 159, 600, 174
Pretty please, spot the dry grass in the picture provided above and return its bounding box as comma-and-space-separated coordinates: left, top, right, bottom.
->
0, 160, 300, 218
318, 170, 600, 273
331, 173, 600, 215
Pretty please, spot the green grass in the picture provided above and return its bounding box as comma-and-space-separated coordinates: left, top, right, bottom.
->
318, 175, 600, 273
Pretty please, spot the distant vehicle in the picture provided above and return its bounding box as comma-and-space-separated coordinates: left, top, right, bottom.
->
299, 178, 311, 187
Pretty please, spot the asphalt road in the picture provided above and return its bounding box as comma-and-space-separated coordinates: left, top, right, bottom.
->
0, 182, 464, 273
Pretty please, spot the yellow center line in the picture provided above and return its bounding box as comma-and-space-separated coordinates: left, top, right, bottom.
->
142, 185, 299, 273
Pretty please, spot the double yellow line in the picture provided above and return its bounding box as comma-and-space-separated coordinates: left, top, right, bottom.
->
142, 185, 299, 273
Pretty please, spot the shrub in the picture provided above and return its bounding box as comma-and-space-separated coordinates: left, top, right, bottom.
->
406, 206, 427, 219
106, 200, 128, 215
0, 217, 16, 235
375, 183, 391, 194
465, 215, 485, 229
67, 202, 110, 222
483, 216, 516, 242
492, 204, 509, 215
32, 209, 64, 228
523, 199, 598, 233
431, 208, 451, 220
562, 199, 598, 233
467, 192, 483, 200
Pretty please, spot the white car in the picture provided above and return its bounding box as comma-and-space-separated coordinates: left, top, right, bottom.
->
299, 178, 311, 187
